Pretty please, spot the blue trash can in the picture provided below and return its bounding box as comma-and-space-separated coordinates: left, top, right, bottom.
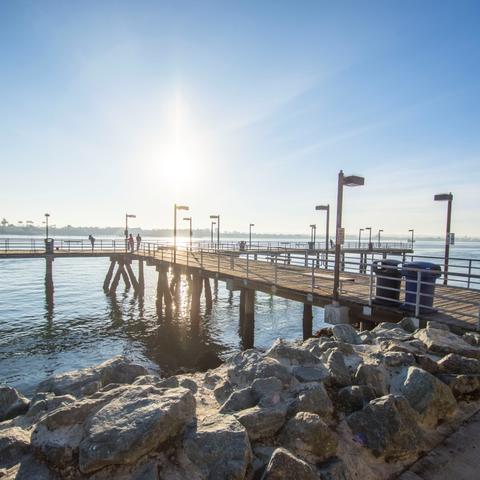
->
401, 262, 442, 313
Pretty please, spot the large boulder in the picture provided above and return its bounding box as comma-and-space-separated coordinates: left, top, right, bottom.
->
293, 383, 334, 419
354, 364, 389, 396
235, 405, 287, 440
372, 323, 412, 342
219, 387, 256, 413
347, 394, 426, 460
265, 339, 323, 367
261, 447, 318, 480
437, 374, 480, 398
414, 328, 480, 359
0, 385, 29, 421
331, 324, 361, 345
336, 385, 376, 414
0, 427, 30, 469
78, 386, 195, 473
325, 349, 351, 387
281, 412, 338, 462
184, 414, 251, 480
391, 366, 456, 427
437, 353, 480, 375
35, 356, 148, 398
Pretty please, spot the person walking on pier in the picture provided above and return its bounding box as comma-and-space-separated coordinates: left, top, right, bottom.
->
88, 234, 95, 252
128, 234, 135, 253
136, 233, 142, 251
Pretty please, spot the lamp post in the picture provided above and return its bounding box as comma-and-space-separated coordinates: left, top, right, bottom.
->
333, 171, 364, 302
358, 228, 364, 249
315, 204, 330, 267
44, 213, 50, 239
210, 215, 220, 249
434, 193, 453, 285
309, 224, 316, 245
183, 217, 192, 250
408, 229, 415, 247
211, 221, 216, 245
249, 223, 255, 248
365, 227, 372, 249
174, 204, 189, 263
377, 229, 383, 247
125, 213, 136, 252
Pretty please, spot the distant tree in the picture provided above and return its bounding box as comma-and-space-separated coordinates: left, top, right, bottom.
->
1, 218, 7, 229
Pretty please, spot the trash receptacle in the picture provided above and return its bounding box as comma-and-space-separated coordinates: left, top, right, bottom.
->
372, 259, 401, 306
401, 262, 442, 313
44, 238, 54, 254
308, 241, 315, 251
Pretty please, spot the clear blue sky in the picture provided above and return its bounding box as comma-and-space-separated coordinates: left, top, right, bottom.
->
1, 0, 479, 236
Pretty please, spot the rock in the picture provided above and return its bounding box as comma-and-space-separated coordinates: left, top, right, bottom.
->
252, 445, 275, 477
1, 454, 59, 480
281, 412, 338, 461
0, 386, 29, 421
294, 383, 334, 419
414, 328, 480, 359
359, 331, 375, 344
35, 356, 148, 397
185, 414, 251, 480
437, 353, 480, 375
0, 427, 30, 469
391, 366, 456, 427
292, 366, 329, 383
219, 387, 256, 413
318, 457, 352, 480
252, 377, 283, 407
78, 386, 195, 473
213, 380, 233, 404
384, 339, 427, 356
331, 325, 361, 345
261, 447, 318, 480
354, 364, 389, 396
26, 393, 76, 419
347, 394, 426, 460
372, 323, 412, 342
317, 341, 355, 356
325, 350, 351, 387
382, 351, 416, 367
399, 317, 418, 333
266, 339, 322, 367
414, 355, 439, 374
463, 332, 480, 347
235, 405, 287, 440
426, 321, 449, 331
336, 385, 376, 414
437, 374, 480, 397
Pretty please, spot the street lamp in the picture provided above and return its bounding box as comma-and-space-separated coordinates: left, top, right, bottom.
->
309, 224, 316, 245
377, 229, 384, 247
434, 192, 453, 285
315, 204, 330, 267
183, 217, 192, 250
358, 228, 364, 249
365, 227, 372, 249
211, 221, 216, 245
174, 204, 189, 263
210, 215, 220, 249
249, 223, 255, 248
408, 229, 415, 246
44, 213, 50, 239
333, 171, 364, 302
125, 213, 136, 251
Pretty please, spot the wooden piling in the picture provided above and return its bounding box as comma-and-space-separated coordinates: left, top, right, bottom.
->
204, 277, 213, 311
109, 262, 123, 295
190, 273, 202, 321
103, 259, 116, 291
125, 262, 139, 294
138, 259, 145, 294
243, 289, 255, 349
302, 303, 313, 340
120, 263, 131, 289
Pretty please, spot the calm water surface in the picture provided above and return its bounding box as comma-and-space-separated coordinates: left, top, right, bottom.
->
1, 238, 478, 395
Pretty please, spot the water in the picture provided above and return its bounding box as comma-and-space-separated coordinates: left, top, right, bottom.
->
1, 237, 478, 395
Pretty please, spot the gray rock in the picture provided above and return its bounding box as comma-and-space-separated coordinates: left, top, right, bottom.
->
463, 332, 480, 347
437, 353, 480, 375
318, 458, 352, 480
414, 328, 480, 359
219, 387, 256, 413
391, 366, 456, 427
294, 383, 334, 419
0, 385, 29, 421
213, 380, 234, 404
293, 365, 329, 383
78, 386, 195, 473
316, 341, 355, 356
383, 351, 416, 367
359, 331, 375, 344
325, 349, 351, 387
399, 317, 418, 333
426, 321, 449, 331
266, 339, 322, 367
184, 414, 251, 480
347, 394, 426, 460
281, 412, 338, 462
1, 454, 59, 480
332, 324, 361, 345
252, 445, 275, 477
414, 354, 440, 374
354, 364, 389, 396
372, 323, 412, 342
261, 447, 318, 480
336, 385, 376, 414
437, 374, 480, 397
235, 404, 287, 440
0, 427, 30, 469
26, 392, 76, 419
252, 377, 283, 407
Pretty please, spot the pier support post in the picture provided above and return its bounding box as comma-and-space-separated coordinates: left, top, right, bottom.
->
125, 261, 139, 294
138, 259, 145, 294
204, 277, 213, 311
109, 261, 123, 295
156, 266, 172, 316
190, 273, 202, 323
302, 303, 313, 340
240, 288, 255, 350
45, 256, 54, 312
103, 259, 116, 291
120, 263, 131, 290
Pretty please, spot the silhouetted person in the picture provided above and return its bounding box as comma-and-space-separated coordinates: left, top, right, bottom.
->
128, 233, 134, 253
136, 233, 142, 251
330, 239, 334, 249
88, 234, 95, 252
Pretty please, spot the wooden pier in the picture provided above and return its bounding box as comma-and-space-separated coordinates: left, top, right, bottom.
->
1, 240, 479, 348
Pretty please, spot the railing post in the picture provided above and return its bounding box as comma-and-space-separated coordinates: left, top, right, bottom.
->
274, 259, 278, 285
415, 270, 421, 318
201, 250, 204, 269
311, 259, 315, 293
468, 260, 472, 289
231, 252, 234, 270
247, 253, 249, 279
217, 251, 220, 273
369, 257, 374, 306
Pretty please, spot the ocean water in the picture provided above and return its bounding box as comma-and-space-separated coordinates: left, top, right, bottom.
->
0, 237, 478, 395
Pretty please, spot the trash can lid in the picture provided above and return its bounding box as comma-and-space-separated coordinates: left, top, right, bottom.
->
373, 259, 401, 267
402, 261, 442, 274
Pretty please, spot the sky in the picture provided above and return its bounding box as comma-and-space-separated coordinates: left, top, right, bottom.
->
1, 0, 479, 237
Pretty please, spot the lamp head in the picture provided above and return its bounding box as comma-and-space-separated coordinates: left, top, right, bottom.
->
343, 175, 365, 187
210, 215, 219, 219
434, 193, 453, 202
177, 205, 189, 211
315, 205, 329, 211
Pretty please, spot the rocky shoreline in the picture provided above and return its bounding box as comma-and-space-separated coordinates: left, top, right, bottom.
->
1, 319, 480, 479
